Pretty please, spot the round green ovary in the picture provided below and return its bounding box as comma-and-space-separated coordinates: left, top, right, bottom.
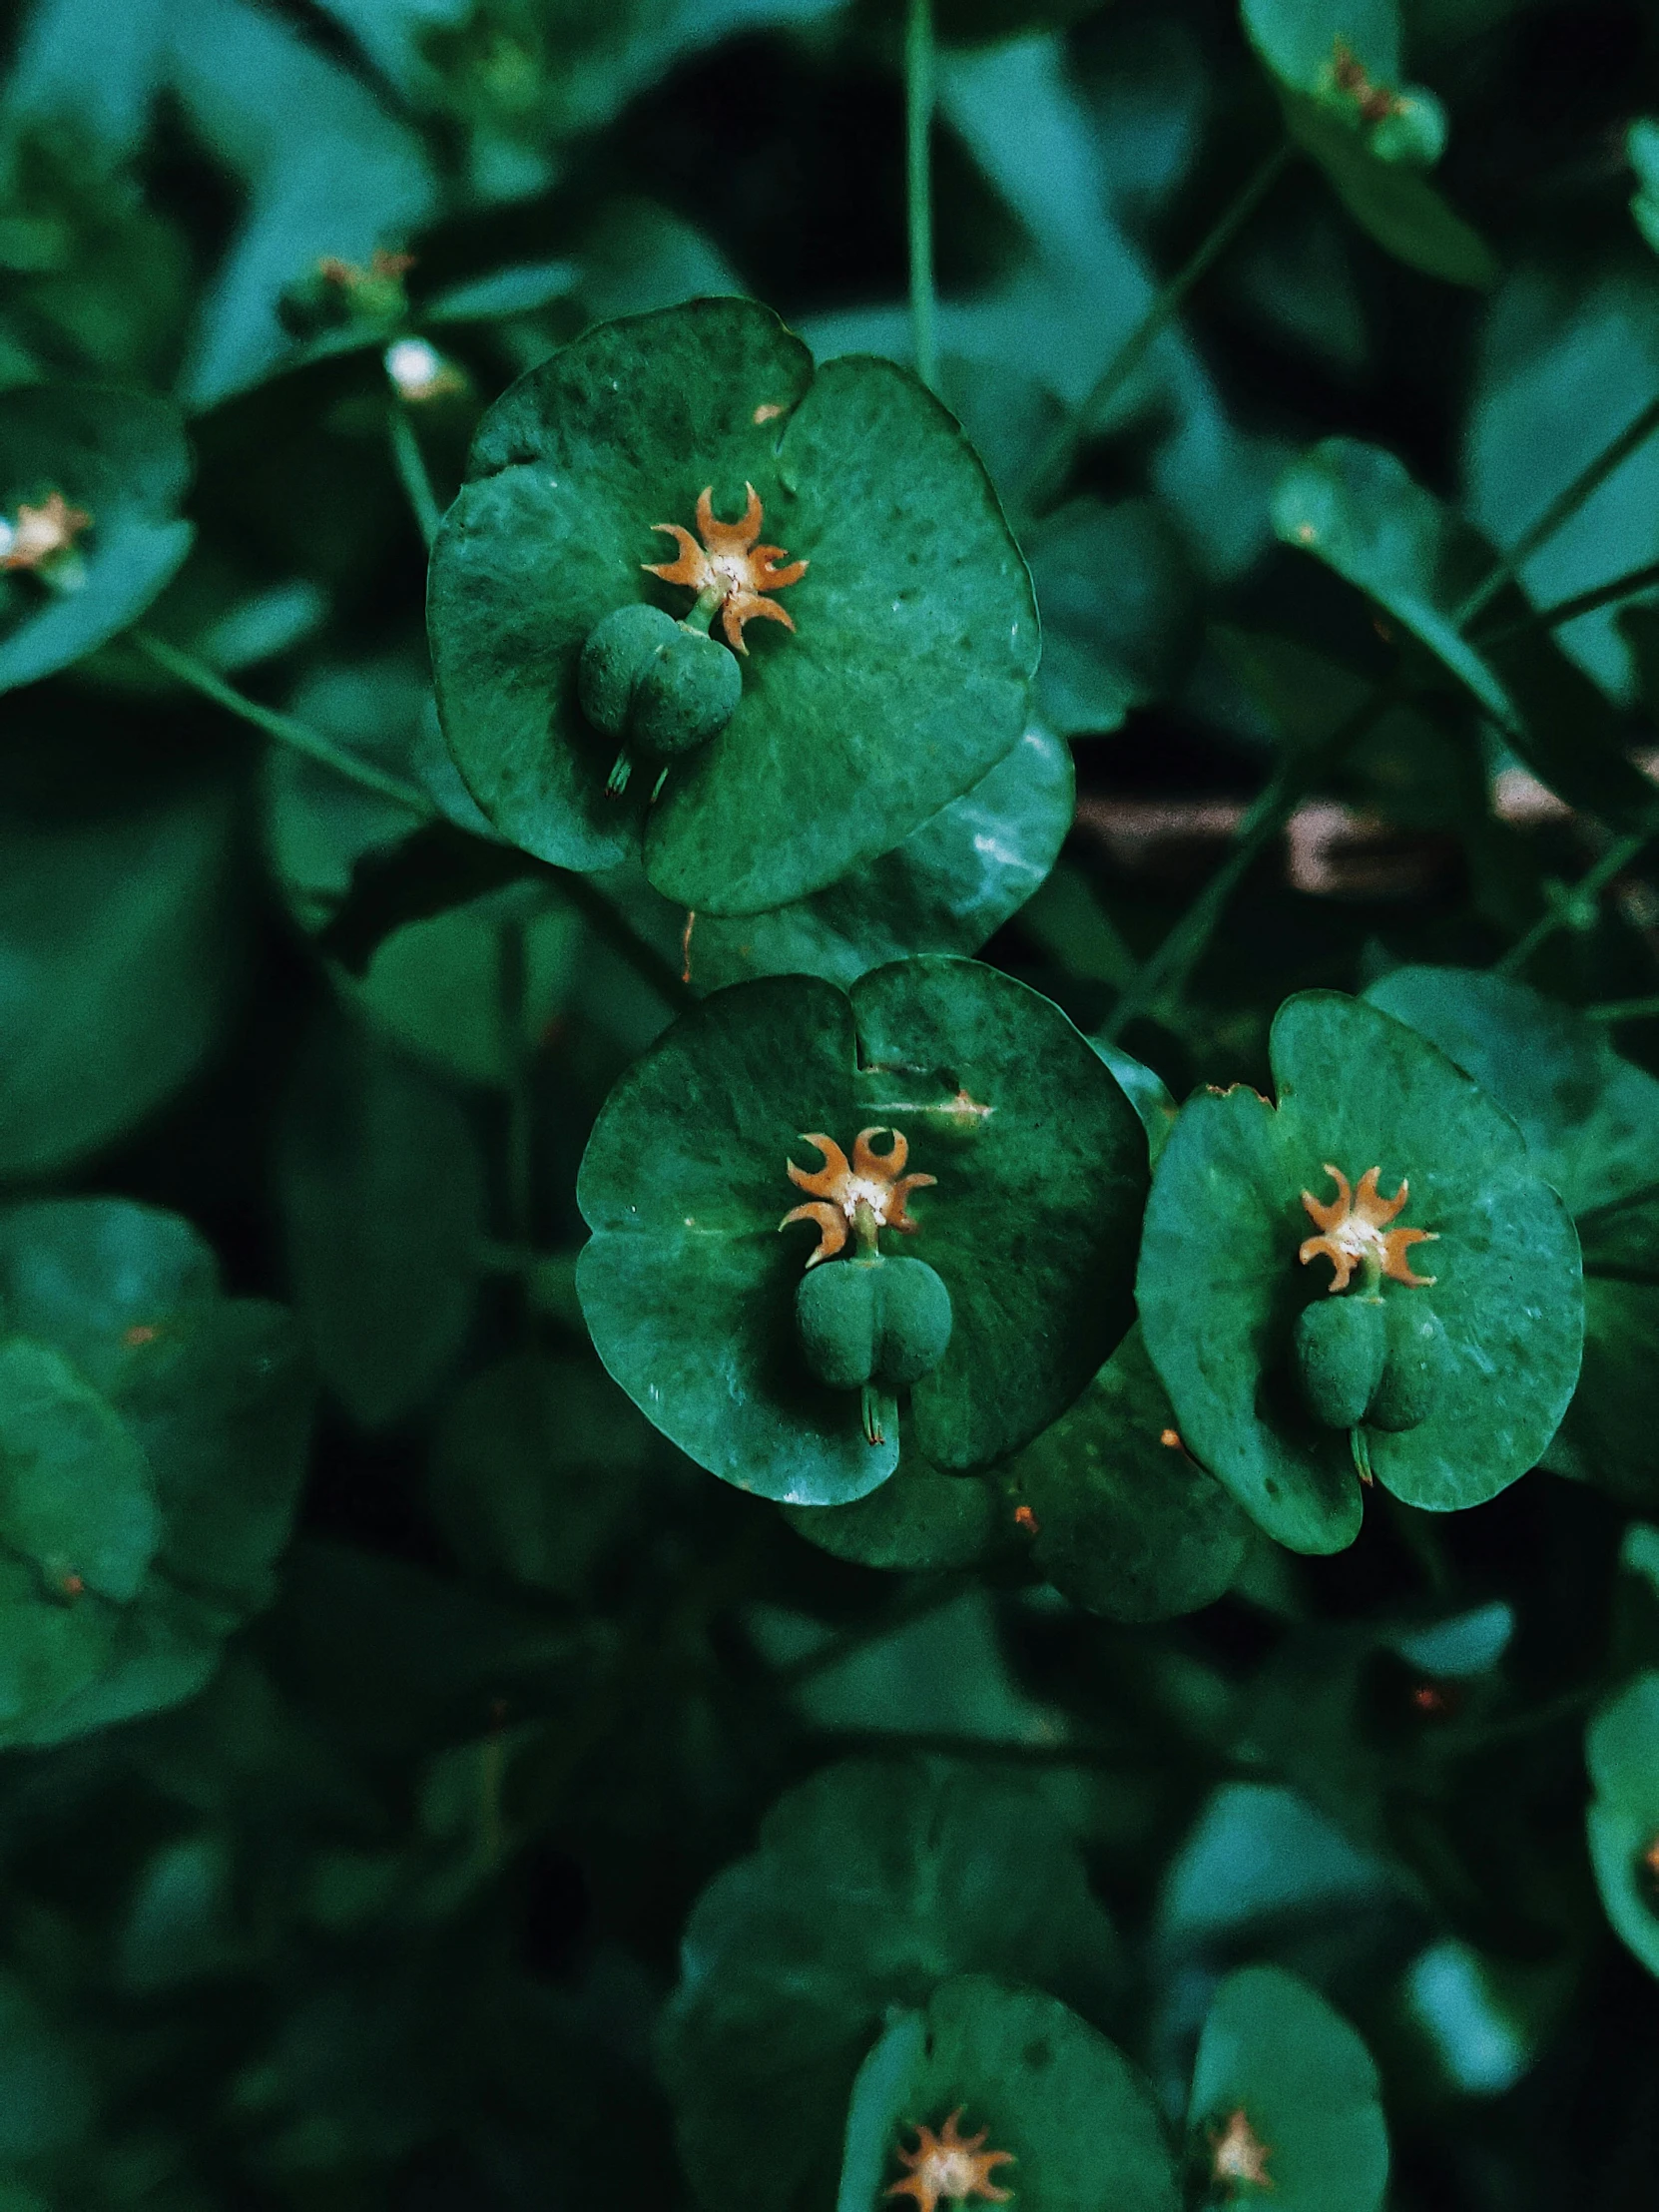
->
1295, 1294, 1386, 1430
1369, 1300, 1448, 1431
795, 1255, 953, 1392
631, 627, 743, 757
577, 603, 678, 737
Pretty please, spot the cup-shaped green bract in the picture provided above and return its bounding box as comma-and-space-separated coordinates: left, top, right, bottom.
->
1137, 993, 1583, 1554
658, 1758, 1121, 2212
0, 1198, 312, 1748
1586, 1673, 1659, 1978
848, 1976, 1180, 2212
1185, 1966, 1389, 2212
427, 297, 1038, 915
576, 956, 1148, 1505
0, 385, 194, 694
1365, 967, 1659, 1506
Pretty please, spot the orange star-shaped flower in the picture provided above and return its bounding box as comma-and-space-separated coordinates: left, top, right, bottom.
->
1299, 1164, 1437, 1294
886, 2109, 1014, 2212
781, 1127, 935, 1267
1209, 2107, 1273, 2192
0, 490, 91, 573
644, 482, 807, 653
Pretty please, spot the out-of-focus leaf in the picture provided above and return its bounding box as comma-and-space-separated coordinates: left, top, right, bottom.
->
0, 781, 239, 1177
276, 1014, 485, 1429
1024, 499, 1199, 738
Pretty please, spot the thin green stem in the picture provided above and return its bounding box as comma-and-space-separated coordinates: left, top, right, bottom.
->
1495, 829, 1655, 977
1102, 691, 1391, 1040
1455, 391, 1659, 630
1473, 555, 1659, 647
905, 0, 937, 394
1026, 140, 1292, 514
133, 631, 432, 812
388, 405, 443, 551
498, 916, 536, 1264
1586, 994, 1659, 1025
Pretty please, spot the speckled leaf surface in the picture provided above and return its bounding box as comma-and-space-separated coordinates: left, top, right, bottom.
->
428, 298, 1037, 913
578, 958, 1146, 1502
1006, 1328, 1250, 1622
1137, 992, 1582, 1552
869, 1976, 1180, 2212
1186, 1966, 1389, 2212
1366, 966, 1659, 1502
0, 385, 193, 694
659, 1758, 1121, 2212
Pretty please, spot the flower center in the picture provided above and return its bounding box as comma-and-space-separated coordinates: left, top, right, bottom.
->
781, 1128, 936, 1268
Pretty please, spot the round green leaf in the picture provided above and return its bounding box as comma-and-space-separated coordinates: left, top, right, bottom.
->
428, 298, 1037, 914
1244, 0, 1403, 92
0, 1339, 159, 1602
0, 1198, 313, 1747
577, 957, 1148, 1502
681, 724, 1074, 994
1365, 967, 1659, 1504
1005, 1327, 1250, 1622
783, 1457, 1013, 1575
1586, 1672, 1659, 1978
0, 384, 193, 693
0, 783, 239, 1178
659, 1756, 1121, 2212
1137, 992, 1583, 1552
1186, 1965, 1388, 2212
429, 1353, 660, 1597
860, 1975, 1179, 2212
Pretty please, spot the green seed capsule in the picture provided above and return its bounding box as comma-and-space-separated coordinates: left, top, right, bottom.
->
1369, 1302, 1448, 1432
577, 604, 680, 739
872, 1257, 954, 1386
1295, 1294, 1387, 1430
631, 625, 743, 757
796, 1259, 880, 1390
795, 1255, 954, 1394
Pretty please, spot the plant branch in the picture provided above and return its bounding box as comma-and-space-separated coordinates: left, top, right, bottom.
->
1473, 555, 1659, 646
1455, 391, 1659, 630
1495, 829, 1656, 978
388, 404, 443, 551
905, 0, 938, 394
133, 631, 434, 813
1027, 140, 1292, 514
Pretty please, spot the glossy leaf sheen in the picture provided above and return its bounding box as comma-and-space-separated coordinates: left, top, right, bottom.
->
578, 958, 1148, 1502
429, 298, 1037, 914
1138, 993, 1583, 1551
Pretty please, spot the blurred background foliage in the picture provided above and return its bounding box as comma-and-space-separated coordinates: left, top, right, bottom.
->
0, 0, 1658, 2205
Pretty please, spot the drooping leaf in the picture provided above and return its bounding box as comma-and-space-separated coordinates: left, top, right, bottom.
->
577, 958, 1148, 1503
1273, 437, 1657, 826
659, 1757, 1121, 2212
0, 383, 193, 692
1137, 991, 1583, 1552
429, 298, 1038, 914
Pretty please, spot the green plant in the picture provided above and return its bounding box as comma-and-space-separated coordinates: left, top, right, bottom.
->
0, 0, 1656, 2204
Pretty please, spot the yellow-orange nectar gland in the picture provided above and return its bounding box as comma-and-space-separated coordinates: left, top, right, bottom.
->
781, 1127, 935, 1267
886, 2109, 1014, 2212
1210, 2108, 1273, 2191
645, 482, 807, 654
0, 490, 90, 573
1300, 1164, 1437, 1295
